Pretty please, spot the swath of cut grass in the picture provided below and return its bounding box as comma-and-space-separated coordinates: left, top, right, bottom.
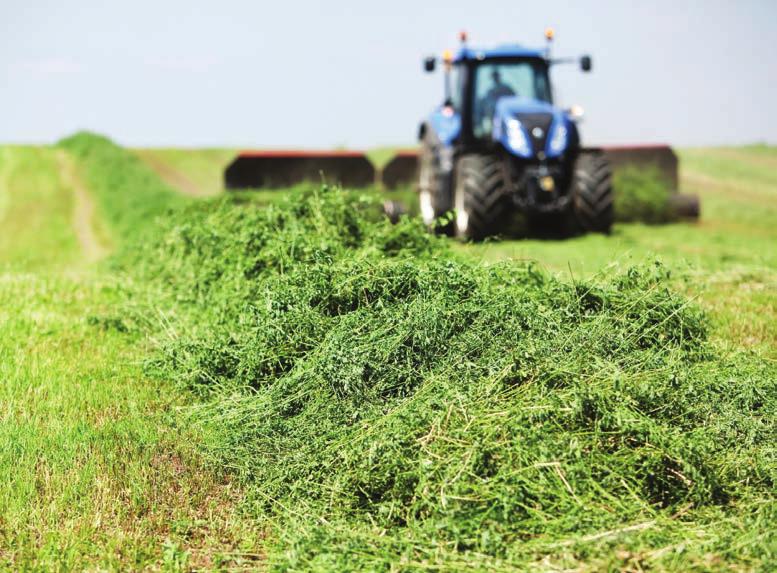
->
613, 165, 675, 224
120, 185, 775, 572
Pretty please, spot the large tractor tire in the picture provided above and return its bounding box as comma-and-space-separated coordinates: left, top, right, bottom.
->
571, 152, 614, 234
453, 154, 512, 241
417, 137, 452, 233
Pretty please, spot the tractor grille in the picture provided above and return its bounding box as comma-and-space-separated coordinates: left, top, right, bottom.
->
518, 113, 553, 156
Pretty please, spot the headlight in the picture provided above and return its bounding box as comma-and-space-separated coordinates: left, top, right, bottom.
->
549, 122, 568, 154
505, 118, 531, 156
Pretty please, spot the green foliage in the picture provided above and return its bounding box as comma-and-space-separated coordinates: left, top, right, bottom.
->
614, 166, 674, 224
133, 147, 236, 197
0, 147, 81, 270
58, 132, 186, 245
128, 187, 775, 571
0, 140, 260, 571
7, 135, 773, 569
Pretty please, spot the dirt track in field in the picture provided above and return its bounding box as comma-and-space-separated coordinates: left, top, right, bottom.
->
56, 150, 109, 262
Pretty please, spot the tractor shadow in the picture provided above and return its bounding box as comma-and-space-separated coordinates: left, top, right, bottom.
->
504, 212, 584, 241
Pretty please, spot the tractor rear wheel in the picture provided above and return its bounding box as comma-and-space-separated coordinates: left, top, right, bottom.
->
417, 137, 452, 233
571, 152, 613, 233
454, 154, 511, 241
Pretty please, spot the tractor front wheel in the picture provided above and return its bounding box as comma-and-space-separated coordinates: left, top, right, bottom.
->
453, 154, 511, 241
570, 152, 614, 233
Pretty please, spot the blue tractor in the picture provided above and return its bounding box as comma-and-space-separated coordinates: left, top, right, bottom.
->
419, 30, 612, 239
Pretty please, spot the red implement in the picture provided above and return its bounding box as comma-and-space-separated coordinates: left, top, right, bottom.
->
225, 150, 376, 189
382, 145, 680, 190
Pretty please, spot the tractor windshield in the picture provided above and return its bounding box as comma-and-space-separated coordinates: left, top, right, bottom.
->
472, 59, 551, 138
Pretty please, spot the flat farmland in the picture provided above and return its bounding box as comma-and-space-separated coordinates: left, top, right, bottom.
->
1, 136, 773, 571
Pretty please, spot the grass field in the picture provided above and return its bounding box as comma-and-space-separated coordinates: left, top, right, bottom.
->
132, 148, 236, 198
1, 137, 774, 571
0, 145, 260, 571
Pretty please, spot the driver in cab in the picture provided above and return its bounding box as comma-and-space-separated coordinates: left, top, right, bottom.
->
479, 69, 515, 134
485, 69, 515, 103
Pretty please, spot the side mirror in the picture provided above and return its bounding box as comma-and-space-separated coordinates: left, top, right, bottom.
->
424, 57, 436, 73
580, 55, 592, 72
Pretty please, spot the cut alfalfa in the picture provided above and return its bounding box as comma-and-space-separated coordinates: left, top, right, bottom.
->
131, 187, 774, 571
613, 165, 675, 224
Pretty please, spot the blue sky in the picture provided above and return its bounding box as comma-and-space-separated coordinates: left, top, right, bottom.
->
1, 0, 775, 148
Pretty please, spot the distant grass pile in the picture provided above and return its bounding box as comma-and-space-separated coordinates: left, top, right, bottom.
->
122, 188, 775, 571
614, 166, 675, 224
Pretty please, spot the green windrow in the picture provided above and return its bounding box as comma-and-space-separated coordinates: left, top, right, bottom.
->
119, 186, 775, 572
5, 133, 771, 571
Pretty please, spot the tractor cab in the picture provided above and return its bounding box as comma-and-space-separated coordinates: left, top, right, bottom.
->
424, 34, 590, 157
468, 55, 553, 141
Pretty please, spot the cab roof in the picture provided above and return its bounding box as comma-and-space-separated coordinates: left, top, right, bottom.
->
454, 44, 547, 63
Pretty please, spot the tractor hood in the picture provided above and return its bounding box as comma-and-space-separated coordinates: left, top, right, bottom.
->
491, 96, 576, 159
